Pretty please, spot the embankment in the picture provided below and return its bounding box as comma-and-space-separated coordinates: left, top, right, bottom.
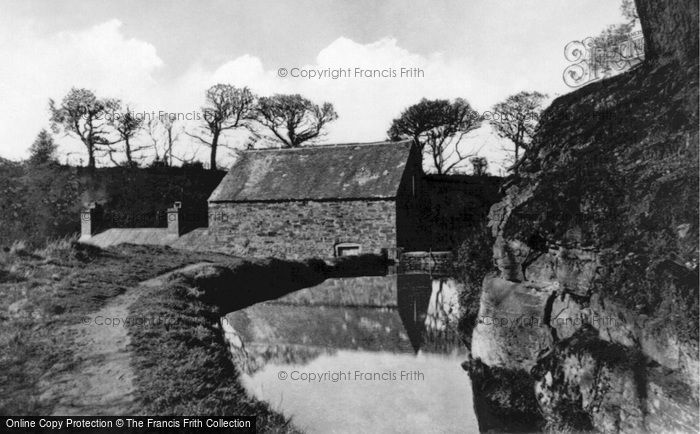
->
3, 242, 383, 430
125, 253, 387, 427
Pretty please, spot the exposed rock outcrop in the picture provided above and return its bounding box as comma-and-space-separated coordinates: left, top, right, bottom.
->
532, 327, 698, 433
467, 0, 699, 432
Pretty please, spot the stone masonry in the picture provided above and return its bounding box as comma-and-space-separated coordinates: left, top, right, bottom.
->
208, 200, 396, 259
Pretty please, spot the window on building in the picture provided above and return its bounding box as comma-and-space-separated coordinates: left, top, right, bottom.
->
335, 242, 361, 257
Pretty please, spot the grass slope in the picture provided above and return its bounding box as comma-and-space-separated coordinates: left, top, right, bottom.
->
128, 277, 295, 431
0, 241, 295, 431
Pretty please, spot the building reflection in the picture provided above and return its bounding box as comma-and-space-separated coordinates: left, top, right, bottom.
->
222, 274, 466, 374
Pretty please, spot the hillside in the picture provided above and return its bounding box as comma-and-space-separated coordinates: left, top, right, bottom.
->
0, 163, 225, 248
464, 0, 699, 431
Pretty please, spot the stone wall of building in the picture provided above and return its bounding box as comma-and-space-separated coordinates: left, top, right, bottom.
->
397, 251, 454, 274
208, 200, 396, 259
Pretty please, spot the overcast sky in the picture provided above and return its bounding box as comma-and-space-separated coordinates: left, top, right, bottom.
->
0, 0, 627, 172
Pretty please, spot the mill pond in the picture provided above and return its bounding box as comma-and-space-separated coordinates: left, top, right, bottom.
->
222, 273, 480, 433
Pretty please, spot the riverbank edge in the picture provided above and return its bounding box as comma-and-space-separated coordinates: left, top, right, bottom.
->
126, 252, 388, 430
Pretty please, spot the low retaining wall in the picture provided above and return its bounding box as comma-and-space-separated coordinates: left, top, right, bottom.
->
398, 251, 454, 274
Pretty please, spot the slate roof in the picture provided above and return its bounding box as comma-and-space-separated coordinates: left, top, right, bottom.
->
208, 140, 414, 202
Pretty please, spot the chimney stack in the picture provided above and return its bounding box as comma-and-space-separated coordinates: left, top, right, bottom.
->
167, 201, 184, 236
80, 203, 102, 238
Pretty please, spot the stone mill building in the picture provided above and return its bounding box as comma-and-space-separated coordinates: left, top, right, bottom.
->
207, 140, 423, 258
80, 140, 501, 260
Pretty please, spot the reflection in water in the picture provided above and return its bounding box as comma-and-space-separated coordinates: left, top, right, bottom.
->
222, 274, 477, 434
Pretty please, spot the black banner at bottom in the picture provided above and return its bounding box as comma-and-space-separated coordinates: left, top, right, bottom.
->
2, 416, 256, 433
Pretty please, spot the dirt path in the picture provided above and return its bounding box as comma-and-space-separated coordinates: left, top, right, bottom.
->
37, 262, 213, 415
38, 288, 140, 415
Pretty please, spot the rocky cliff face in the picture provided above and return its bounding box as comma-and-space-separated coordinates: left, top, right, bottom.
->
467, 0, 699, 432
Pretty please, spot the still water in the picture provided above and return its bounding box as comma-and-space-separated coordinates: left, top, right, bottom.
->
223, 274, 478, 434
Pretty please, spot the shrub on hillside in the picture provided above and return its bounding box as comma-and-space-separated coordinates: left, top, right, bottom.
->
454, 221, 495, 345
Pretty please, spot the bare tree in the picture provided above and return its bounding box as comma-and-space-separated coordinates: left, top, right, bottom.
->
109, 106, 145, 166
49, 88, 120, 168
146, 118, 164, 164
388, 98, 481, 174
255, 94, 338, 148
160, 115, 179, 166
146, 115, 181, 166
490, 91, 547, 173
187, 84, 257, 170
593, 0, 639, 48
590, 0, 642, 78
469, 156, 489, 176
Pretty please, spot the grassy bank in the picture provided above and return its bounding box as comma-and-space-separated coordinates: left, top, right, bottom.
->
127, 275, 297, 431
0, 240, 297, 431
125, 254, 389, 429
